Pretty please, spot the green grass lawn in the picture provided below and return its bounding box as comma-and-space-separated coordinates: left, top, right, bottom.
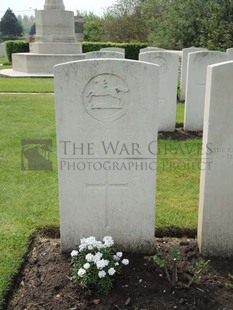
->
176, 102, 184, 125
0, 57, 12, 70
0, 84, 193, 309
0, 94, 58, 309
0, 77, 54, 93
156, 139, 200, 229
0, 57, 7, 63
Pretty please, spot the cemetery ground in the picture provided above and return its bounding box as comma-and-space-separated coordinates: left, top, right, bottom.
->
0, 72, 233, 309
0, 58, 11, 71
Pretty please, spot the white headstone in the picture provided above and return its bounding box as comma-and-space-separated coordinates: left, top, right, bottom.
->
198, 60, 233, 257
184, 51, 228, 131
140, 47, 164, 54
226, 48, 233, 59
85, 51, 124, 59
139, 51, 179, 131
54, 59, 159, 253
100, 47, 125, 57
0, 43, 6, 58
180, 47, 208, 101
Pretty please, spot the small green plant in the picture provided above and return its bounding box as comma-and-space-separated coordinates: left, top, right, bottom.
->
71, 236, 129, 295
149, 249, 182, 287
225, 274, 233, 290
149, 249, 210, 289
187, 259, 210, 287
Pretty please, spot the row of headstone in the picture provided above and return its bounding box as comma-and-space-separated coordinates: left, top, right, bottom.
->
54, 56, 233, 257
182, 48, 233, 131
86, 47, 180, 132
64, 45, 233, 133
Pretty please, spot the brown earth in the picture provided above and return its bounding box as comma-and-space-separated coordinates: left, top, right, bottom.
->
7, 231, 233, 310
158, 128, 203, 141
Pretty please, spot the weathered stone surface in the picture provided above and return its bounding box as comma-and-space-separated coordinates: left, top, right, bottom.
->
54, 59, 159, 253
100, 47, 125, 57
85, 51, 124, 59
180, 47, 207, 101
139, 51, 179, 131
198, 60, 233, 257
184, 51, 228, 131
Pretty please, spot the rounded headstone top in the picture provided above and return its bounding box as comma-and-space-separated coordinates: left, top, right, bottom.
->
44, 0, 65, 10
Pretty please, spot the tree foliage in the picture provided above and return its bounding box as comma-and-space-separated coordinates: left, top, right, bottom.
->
17, 15, 35, 35
29, 23, 36, 36
3, 0, 233, 50
80, 11, 105, 42
148, 0, 207, 49
103, 0, 148, 42
82, 0, 233, 50
199, 0, 233, 50
0, 8, 23, 38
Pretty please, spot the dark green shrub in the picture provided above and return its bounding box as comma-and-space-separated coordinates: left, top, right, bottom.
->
5, 40, 148, 63
5, 40, 29, 62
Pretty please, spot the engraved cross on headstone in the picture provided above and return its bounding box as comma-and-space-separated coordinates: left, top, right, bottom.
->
86, 173, 128, 228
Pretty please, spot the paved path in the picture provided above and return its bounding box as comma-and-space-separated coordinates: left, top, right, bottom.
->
0, 69, 53, 77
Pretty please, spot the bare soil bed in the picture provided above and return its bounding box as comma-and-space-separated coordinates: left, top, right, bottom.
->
7, 232, 233, 310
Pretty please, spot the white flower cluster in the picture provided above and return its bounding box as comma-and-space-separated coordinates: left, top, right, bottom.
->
78, 235, 114, 252
71, 236, 129, 281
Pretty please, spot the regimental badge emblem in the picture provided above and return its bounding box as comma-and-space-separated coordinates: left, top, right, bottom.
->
83, 74, 130, 123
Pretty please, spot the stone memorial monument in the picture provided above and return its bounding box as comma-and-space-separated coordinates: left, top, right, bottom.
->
11, 0, 83, 75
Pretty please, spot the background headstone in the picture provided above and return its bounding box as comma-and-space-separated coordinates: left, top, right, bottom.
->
54, 59, 159, 253
226, 48, 233, 57
100, 47, 125, 57
140, 47, 164, 53
180, 47, 207, 101
85, 51, 125, 59
0, 43, 6, 58
198, 60, 233, 257
184, 51, 228, 131
139, 51, 179, 131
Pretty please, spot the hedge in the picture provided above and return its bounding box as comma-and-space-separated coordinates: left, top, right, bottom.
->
5, 40, 29, 62
82, 42, 148, 60
5, 40, 147, 63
